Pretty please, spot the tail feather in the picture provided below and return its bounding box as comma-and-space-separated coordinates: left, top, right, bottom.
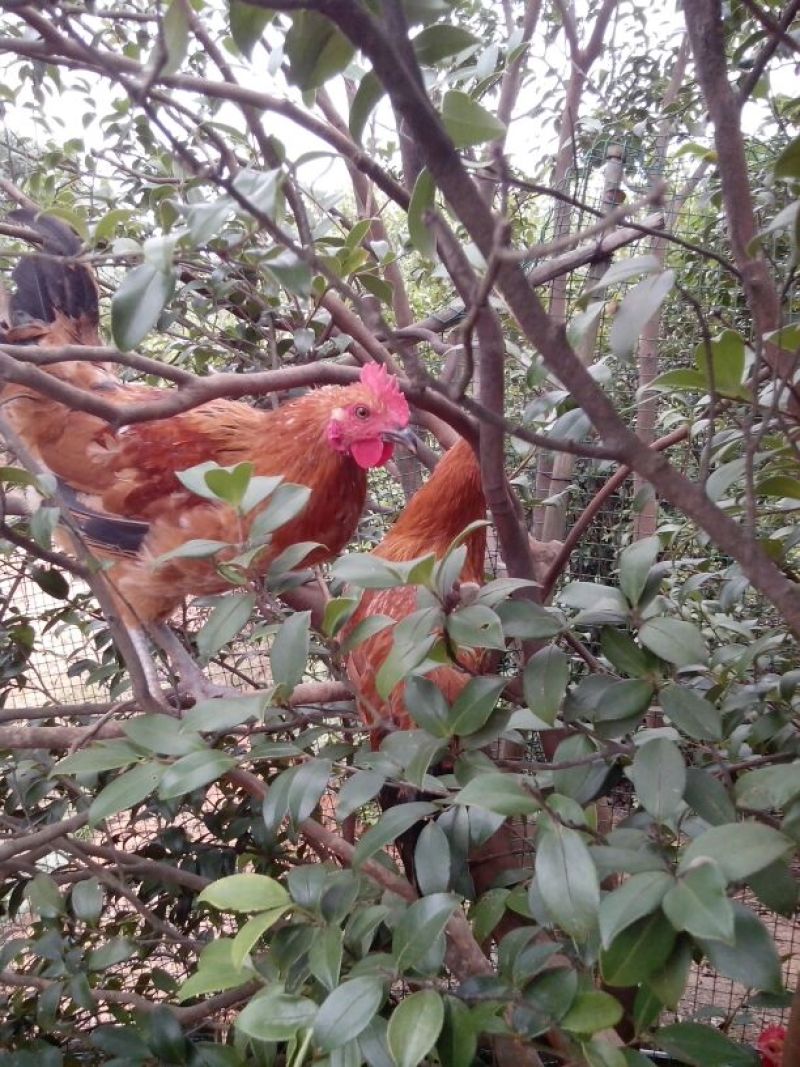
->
5, 210, 99, 340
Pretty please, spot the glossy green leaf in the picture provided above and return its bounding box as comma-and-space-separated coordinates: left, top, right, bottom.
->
237, 985, 317, 1042
159, 749, 237, 800
27, 873, 64, 918
561, 990, 623, 1035
599, 871, 673, 948
662, 858, 734, 942
683, 767, 736, 825
629, 738, 686, 822
660, 684, 723, 742
639, 617, 708, 666
285, 10, 355, 90
610, 270, 674, 358
89, 762, 163, 826
123, 714, 203, 756
600, 912, 676, 986
456, 772, 540, 816
352, 801, 437, 867
196, 593, 256, 660
697, 902, 783, 993
176, 939, 250, 1002
535, 821, 599, 940
412, 24, 479, 64
387, 989, 444, 1067
618, 536, 660, 607
523, 645, 569, 725
393, 893, 458, 972
680, 822, 792, 882
408, 168, 436, 259
449, 676, 505, 736
309, 926, 344, 991
198, 873, 290, 913
313, 977, 385, 1050
656, 1022, 758, 1066
695, 329, 747, 396
270, 609, 310, 691
111, 263, 176, 350
229, 0, 273, 58
441, 90, 506, 147
734, 762, 800, 811
71, 878, 104, 925
349, 70, 385, 143
414, 820, 451, 895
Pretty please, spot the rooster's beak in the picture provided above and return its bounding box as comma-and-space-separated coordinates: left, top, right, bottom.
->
382, 428, 421, 454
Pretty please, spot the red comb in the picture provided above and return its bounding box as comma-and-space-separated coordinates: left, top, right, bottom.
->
757, 1026, 786, 1065
359, 363, 409, 426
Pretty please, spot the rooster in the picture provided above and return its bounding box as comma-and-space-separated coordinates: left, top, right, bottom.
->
0, 212, 413, 703
344, 437, 487, 740
757, 1025, 786, 1067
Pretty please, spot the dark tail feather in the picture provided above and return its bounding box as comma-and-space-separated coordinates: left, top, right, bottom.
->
6, 209, 99, 330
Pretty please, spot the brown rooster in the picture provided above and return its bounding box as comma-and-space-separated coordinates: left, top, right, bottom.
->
0, 212, 413, 702
344, 437, 487, 741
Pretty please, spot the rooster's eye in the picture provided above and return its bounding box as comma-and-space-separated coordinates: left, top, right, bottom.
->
354, 405, 371, 419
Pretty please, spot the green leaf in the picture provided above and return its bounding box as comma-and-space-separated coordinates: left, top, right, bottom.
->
589, 254, 661, 292
592, 678, 654, 724
497, 600, 565, 639
196, 593, 256, 660
270, 610, 310, 691
456, 772, 540, 816
775, 132, 800, 179
698, 902, 783, 993
393, 893, 458, 973
561, 991, 623, 1035
680, 822, 792, 883
638, 617, 708, 666
264, 250, 313, 296
647, 938, 693, 1009
618, 536, 660, 607
660, 684, 723, 742
600, 912, 676, 986
734, 762, 800, 810
349, 70, 385, 143
352, 802, 437, 867
198, 874, 291, 913
159, 749, 237, 800
229, 0, 273, 58
441, 90, 506, 148
204, 462, 253, 508
695, 329, 747, 396
287, 757, 332, 824
662, 858, 734, 942
251, 482, 311, 535
412, 24, 479, 64
71, 878, 104, 925
314, 977, 385, 1050
522, 646, 569, 725
449, 676, 505, 736
231, 907, 290, 970
414, 820, 451, 895
599, 871, 673, 948
53, 740, 141, 775
123, 714, 203, 756
89, 762, 162, 826
183, 693, 268, 732
446, 604, 506, 651
331, 554, 410, 588
27, 873, 64, 918
237, 985, 317, 1042
176, 939, 250, 1002
408, 169, 436, 259
285, 10, 355, 90
438, 995, 478, 1067
155, 538, 230, 563
404, 675, 452, 738
656, 1022, 758, 1066
646, 368, 708, 393
629, 738, 686, 822
337, 769, 385, 822
111, 263, 176, 350
534, 822, 599, 940
552, 734, 611, 806
609, 270, 674, 358
159, 0, 190, 75
309, 926, 343, 991
683, 767, 735, 825
87, 936, 136, 972
387, 990, 444, 1067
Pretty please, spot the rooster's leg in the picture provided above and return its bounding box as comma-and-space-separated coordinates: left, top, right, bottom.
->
149, 623, 237, 702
